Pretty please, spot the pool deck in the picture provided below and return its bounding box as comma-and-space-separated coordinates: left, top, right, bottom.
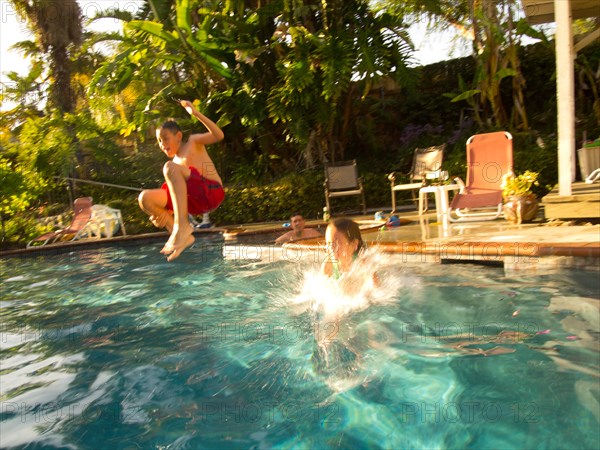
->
3, 208, 599, 272
364, 214, 599, 271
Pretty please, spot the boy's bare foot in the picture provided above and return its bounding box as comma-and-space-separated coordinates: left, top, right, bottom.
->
161, 226, 195, 261
165, 234, 195, 261
161, 233, 176, 253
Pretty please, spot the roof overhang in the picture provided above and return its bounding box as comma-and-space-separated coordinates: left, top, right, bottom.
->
521, 0, 600, 24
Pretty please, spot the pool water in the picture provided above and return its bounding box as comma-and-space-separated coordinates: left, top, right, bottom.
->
1, 238, 599, 449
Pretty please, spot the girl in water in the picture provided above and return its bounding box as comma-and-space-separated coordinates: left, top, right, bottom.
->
321, 218, 366, 279
314, 218, 379, 379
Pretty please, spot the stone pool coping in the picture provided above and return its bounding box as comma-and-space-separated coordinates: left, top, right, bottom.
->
2, 214, 599, 271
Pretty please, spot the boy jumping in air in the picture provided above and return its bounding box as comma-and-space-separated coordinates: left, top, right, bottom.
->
138, 100, 225, 261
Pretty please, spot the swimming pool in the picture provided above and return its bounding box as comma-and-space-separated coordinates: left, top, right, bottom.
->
1, 237, 599, 449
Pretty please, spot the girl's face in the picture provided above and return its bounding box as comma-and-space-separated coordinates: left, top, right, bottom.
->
156, 128, 182, 158
325, 225, 359, 262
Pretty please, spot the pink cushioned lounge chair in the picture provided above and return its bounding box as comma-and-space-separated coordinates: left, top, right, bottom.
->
448, 132, 514, 222
27, 197, 94, 247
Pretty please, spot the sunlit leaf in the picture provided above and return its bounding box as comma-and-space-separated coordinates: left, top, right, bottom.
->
451, 89, 481, 102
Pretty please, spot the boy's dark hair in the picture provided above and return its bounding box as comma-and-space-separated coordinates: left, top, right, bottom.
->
159, 119, 182, 134
290, 212, 303, 219
330, 218, 365, 254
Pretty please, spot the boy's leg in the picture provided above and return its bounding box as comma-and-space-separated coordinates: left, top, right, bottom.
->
138, 189, 174, 231
161, 161, 195, 261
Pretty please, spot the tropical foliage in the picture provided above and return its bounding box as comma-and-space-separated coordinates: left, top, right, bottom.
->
87, 0, 415, 168
381, 0, 550, 130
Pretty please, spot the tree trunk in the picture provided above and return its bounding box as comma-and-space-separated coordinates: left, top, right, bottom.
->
50, 45, 75, 113
304, 130, 316, 169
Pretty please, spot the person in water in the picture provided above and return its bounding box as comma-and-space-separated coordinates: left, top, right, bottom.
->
315, 218, 377, 375
275, 212, 322, 244
138, 100, 224, 261
321, 218, 365, 278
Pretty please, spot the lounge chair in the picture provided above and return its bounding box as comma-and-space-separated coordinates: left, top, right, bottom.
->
585, 168, 600, 184
448, 131, 514, 222
324, 159, 367, 215
27, 197, 94, 247
90, 205, 127, 238
388, 144, 446, 213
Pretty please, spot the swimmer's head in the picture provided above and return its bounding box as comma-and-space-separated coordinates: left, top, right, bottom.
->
290, 212, 306, 231
326, 218, 364, 260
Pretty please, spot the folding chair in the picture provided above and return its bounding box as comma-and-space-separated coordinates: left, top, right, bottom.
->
324, 160, 367, 215
388, 144, 446, 213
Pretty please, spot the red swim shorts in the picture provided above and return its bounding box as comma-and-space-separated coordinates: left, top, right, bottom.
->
161, 166, 225, 215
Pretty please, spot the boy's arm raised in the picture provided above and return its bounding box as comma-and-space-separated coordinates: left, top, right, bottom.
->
181, 100, 224, 145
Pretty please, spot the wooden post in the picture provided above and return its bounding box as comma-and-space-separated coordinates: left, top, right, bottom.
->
555, 0, 575, 196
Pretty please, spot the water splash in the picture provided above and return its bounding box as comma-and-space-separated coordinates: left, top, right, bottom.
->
286, 248, 408, 392
291, 248, 406, 321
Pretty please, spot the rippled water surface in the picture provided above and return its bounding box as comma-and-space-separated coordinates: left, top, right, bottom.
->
1, 239, 599, 449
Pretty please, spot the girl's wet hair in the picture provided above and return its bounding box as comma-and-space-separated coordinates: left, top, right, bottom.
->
158, 119, 181, 134
329, 218, 365, 255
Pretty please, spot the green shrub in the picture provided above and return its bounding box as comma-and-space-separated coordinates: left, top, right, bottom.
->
211, 171, 324, 225
1, 212, 53, 250
511, 132, 557, 197
208, 168, 426, 225
363, 172, 392, 208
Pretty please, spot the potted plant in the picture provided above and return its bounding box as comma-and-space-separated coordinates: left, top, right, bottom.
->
501, 170, 540, 224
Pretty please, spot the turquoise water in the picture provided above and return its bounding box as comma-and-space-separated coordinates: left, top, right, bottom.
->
1, 238, 599, 449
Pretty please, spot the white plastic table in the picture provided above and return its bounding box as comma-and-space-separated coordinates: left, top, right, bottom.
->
418, 183, 461, 221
